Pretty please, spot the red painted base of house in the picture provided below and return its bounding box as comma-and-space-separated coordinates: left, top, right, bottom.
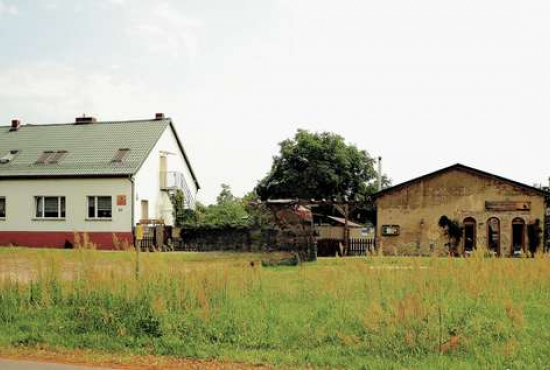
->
0, 231, 134, 250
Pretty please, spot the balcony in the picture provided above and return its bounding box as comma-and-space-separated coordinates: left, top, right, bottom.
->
160, 171, 185, 191
160, 171, 193, 208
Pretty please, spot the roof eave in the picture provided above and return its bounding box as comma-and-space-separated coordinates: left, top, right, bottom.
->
0, 174, 132, 180
168, 120, 201, 190
372, 163, 549, 199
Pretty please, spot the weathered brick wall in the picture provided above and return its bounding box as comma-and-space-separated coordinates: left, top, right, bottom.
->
376, 169, 546, 256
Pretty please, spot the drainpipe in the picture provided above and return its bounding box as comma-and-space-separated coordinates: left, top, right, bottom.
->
130, 175, 136, 237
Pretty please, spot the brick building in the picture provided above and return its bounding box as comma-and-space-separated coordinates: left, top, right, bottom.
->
373, 164, 548, 256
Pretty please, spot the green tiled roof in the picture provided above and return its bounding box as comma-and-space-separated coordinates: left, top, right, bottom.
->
0, 119, 170, 177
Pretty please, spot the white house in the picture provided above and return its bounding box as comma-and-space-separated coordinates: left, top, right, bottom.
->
0, 114, 199, 249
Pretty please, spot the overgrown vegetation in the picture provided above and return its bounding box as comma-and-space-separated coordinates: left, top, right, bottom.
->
177, 184, 252, 228
2, 248, 550, 369
528, 219, 543, 255
438, 216, 464, 255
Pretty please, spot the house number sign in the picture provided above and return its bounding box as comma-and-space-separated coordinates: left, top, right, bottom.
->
117, 195, 127, 206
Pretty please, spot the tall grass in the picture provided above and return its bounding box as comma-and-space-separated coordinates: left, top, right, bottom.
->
1, 248, 550, 369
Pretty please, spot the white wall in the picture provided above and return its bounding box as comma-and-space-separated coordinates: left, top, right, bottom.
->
133, 125, 198, 226
0, 178, 132, 232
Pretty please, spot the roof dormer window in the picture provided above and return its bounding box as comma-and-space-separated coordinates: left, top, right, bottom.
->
0, 150, 19, 164
48, 150, 68, 164
112, 148, 130, 163
35, 151, 68, 165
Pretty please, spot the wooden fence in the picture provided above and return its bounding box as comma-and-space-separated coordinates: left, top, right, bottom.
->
317, 238, 375, 257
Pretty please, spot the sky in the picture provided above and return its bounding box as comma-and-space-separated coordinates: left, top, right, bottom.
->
1, 0, 549, 204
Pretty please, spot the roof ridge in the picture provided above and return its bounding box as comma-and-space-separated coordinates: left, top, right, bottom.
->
0, 118, 171, 128
373, 163, 548, 198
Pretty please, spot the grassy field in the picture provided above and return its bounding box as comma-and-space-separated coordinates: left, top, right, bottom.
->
1, 248, 550, 369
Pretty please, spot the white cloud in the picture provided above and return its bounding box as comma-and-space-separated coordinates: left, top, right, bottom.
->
0, 62, 178, 122
0, 1, 18, 15
127, 2, 202, 59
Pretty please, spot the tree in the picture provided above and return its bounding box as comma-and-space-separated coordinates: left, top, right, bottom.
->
170, 189, 188, 227
527, 219, 543, 255
178, 184, 250, 228
438, 216, 463, 256
256, 130, 387, 201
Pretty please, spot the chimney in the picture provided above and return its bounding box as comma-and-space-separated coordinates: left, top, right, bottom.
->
377, 156, 383, 191
75, 115, 97, 124
9, 119, 21, 132
155, 113, 165, 120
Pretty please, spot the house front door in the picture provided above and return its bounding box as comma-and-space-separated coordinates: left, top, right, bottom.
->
160, 155, 168, 188
141, 200, 149, 222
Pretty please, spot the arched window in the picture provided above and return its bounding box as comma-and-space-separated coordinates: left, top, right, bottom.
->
463, 217, 476, 254
512, 217, 526, 256
487, 217, 500, 256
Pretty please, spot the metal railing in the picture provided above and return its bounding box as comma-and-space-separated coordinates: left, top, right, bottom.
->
160, 171, 193, 208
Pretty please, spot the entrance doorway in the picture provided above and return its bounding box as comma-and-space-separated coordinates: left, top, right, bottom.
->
160, 155, 168, 188
511, 218, 526, 256
487, 217, 500, 256
463, 217, 476, 255
141, 200, 149, 222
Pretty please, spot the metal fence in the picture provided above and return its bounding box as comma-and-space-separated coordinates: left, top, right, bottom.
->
317, 238, 375, 257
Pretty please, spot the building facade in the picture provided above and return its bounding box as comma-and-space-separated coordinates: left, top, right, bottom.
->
0, 114, 199, 249
374, 164, 547, 256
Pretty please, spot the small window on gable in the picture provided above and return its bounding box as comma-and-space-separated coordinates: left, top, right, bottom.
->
112, 148, 130, 163
0, 150, 19, 164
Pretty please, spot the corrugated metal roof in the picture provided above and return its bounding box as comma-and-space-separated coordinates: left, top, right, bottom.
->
0, 119, 169, 177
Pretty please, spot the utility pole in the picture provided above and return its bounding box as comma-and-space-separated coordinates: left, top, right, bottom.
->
377, 156, 383, 191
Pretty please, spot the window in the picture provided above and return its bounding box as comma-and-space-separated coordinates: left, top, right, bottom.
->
463, 217, 476, 253
487, 217, 500, 256
36, 151, 67, 165
381, 225, 400, 236
0, 197, 5, 218
112, 148, 130, 163
0, 150, 19, 164
87, 196, 112, 219
512, 217, 526, 255
48, 150, 68, 164
35, 196, 65, 219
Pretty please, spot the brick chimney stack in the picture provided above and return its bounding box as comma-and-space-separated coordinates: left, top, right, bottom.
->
9, 119, 21, 132
155, 113, 165, 120
75, 115, 97, 124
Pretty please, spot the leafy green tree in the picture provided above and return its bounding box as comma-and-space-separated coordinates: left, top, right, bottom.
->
178, 184, 250, 228
256, 130, 387, 201
438, 216, 463, 255
170, 189, 188, 227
